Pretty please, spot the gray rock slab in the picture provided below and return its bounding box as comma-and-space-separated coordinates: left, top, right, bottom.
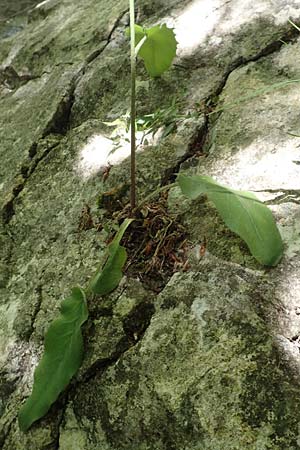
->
58, 263, 300, 450
174, 32, 300, 360
1, 0, 300, 449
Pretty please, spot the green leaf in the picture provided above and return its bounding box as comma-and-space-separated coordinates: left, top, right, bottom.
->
18, 286, 88, 432
90, 218, 133, 295
126, 24, 177, 77
125, 24, 145, 45
127, 24, 147, 46
178, 174, 283, 266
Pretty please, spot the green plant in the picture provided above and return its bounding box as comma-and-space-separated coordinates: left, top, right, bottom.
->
18, 286, 88, 431
125, 0, 282, 265
18, 3, 178, 432
18, 1, 285, 432
178, 175, 282, 266
103, 97, 183, 152
135, 97, 182, 140
128, 0, 177, 208
18, 219, 132, 431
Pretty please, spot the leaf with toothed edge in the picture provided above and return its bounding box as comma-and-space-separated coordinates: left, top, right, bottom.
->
126, 24, 177, 77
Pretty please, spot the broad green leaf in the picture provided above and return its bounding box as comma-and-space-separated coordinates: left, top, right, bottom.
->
125, 24, 145, 46
138, 24, 177, 77
18, 286, 88, 432
178, 174, 283, 266
90, 218, 133, 295
126, 24, 177, 77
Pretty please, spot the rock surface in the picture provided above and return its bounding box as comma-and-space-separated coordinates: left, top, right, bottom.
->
1, 0, 300, 449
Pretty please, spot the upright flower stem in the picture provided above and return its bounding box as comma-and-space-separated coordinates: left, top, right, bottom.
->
129, 0, 136, 209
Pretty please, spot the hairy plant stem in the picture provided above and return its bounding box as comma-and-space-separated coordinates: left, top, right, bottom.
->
130, 0, 136, 210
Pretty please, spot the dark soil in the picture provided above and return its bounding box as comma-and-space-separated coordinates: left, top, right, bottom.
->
121, 199, 190, 292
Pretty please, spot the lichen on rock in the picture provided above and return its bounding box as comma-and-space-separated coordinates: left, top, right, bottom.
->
1, 0, 300, 449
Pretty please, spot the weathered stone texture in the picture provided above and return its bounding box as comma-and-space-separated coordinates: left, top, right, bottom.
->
1, 0, 300, 449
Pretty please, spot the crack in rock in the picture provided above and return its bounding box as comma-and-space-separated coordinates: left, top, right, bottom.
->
85, 9, 129, 65
0, 226, 13, 289
42, 72, 82, 137
2, 7, 300, 448
0, 9, 129, 227
80, 299, 155, 385
2, 177, 25, 224
161, 120, 209, 185
211, 25, 300, 102
49, 286, 155, 447
20, 284, 43, 341
263, 190, 300, 205
0, 420, 13, 450
1, 138, 61, 225
0, 65, 38, 91
52, 400, 69, 450
166, 26, 300, 181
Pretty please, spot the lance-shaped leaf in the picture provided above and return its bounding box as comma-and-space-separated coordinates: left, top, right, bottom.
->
178, 174, 283, 266
126, 24, 177, 77
90, 218, 133, 295
18, 286, 88, 432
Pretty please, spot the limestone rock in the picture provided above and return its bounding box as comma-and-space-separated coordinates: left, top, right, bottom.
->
1, 0, 300, 449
